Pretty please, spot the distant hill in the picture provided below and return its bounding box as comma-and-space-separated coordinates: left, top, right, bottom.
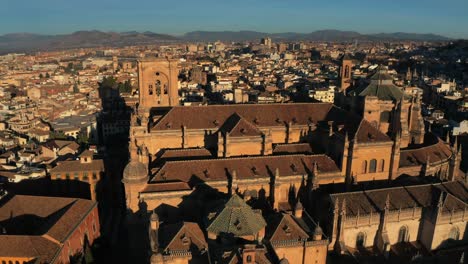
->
0, 30, 451, 54
0, 30, 178, 54
182, 30, 451, 42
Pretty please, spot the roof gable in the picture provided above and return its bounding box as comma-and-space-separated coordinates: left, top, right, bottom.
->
269, 214, 309, 243
219, 113, 263, 137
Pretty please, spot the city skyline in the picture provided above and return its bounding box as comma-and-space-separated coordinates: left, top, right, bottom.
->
2, 0, 468, 38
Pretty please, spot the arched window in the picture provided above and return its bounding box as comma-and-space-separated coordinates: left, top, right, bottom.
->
449, 227, 460, 240
163, 84, 168, 94
380, 159, 385, 172
155, 80, 161, 96
369, 159, 377, 173
344, 65, 350, 78
246, 255, 252, 262
148, 84, 153, 95
398, 226, 408, 242
362, 160, 367, 174
356, 232, 366, 248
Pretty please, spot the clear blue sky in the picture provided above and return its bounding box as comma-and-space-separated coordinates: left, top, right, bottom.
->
2, 0, 468, 38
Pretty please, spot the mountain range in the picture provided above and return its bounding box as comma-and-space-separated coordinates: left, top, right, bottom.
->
0, 30, 451, 54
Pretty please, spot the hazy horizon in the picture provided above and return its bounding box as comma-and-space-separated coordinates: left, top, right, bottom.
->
2, 0, 468, 38
0, 29, 457, 39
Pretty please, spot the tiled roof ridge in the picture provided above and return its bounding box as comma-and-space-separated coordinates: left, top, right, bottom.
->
51, 200, 96, 244
152, 103, 334, 129
171, 102, 332, 108
331, 182, 436, 197
181, 222, 207, 247
276, 214, 309, 239
400, 137, 450, 153
162, 147, 208, 152
436, 182, 468, 206
163, 222, 206, 251
149, 181, 189, 185
156, 154, 335, 169
226, 112, 262, 135
274, 142, 311, 146
41, 233, 61, 245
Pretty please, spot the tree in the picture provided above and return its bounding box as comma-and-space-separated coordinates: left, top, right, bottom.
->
39, 73, 44, 78
77, 132, 89, 146
50, 131, 67, 139
73, 83, 80, 93
100, 76, 117, 89
117, 80, 132, 93
45, 72, 50, 78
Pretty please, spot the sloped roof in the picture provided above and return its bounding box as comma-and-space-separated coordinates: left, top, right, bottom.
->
219, 113, 263, 137
267, 213, 309, 243
49, 159, 104, 173
272, 143, 313, 154
355, 66, 405, 101
151, 154, 341, 184
159, 222, 207, 253
207, 194, 267, 237
152, 103, 333, 131
354, 119, 392, 143
0, 195, 96, 262
150, 103, 391, 144
0, 236, 60, 263
330, 181, 467, 216
400, 137, 453, 167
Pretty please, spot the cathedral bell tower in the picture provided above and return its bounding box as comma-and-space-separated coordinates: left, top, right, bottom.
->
138, 58, 179, 114
340, 54, 353, 91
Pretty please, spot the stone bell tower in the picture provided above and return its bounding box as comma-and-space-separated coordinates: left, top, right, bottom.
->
340, 54, 353, 91
138, 57, 179, 114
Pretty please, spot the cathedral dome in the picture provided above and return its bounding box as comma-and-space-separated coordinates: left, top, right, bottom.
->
122, 160, 148, 183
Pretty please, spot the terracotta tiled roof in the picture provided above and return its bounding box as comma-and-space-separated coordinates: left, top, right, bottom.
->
141, 181, 191, 193
0, 195, 96, 242
0, 195, 96, 262
0, 236, 60, 263
79, 149, 94, 158
267, 213, 309, 243
151, 154, 340, 184
400, 138, 453, 167
331, 181, 467, 216
354, 119, 391, 143
158, 148, 212, 159
152, 103, 333, 131
272, 143, 313, 154
159, 222, 207, 253
49, 159, 104, 173
151, 103, 391, 144
219, 113, 263, 137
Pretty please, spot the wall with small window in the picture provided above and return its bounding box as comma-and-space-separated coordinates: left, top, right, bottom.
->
430, 221, 467, 250
343, 224, 379, 249
386, 219, 420, 245
352, 143, 392, 182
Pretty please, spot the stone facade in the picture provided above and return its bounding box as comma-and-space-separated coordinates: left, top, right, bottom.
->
326, 181, 467, 255
122, 59, 463, 263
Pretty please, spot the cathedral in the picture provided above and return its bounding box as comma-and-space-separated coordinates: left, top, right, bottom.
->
123, 58, 466, 263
